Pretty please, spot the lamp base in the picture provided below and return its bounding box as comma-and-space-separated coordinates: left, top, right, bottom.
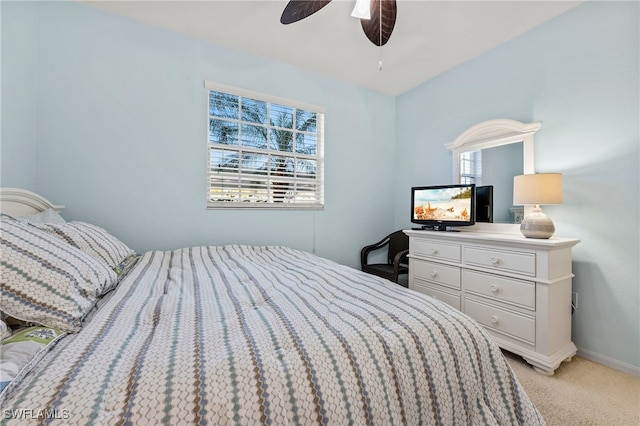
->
520, 209, 555, 239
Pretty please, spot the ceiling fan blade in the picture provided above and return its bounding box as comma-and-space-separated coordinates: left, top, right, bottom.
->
281, 0, 333, 25
361, 0, 397, 46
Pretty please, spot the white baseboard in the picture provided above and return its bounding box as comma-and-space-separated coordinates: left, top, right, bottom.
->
577, 346, 640, 377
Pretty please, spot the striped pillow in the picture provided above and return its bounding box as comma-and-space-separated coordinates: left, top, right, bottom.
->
29, 221, 135, 272
0, 215, 117, 332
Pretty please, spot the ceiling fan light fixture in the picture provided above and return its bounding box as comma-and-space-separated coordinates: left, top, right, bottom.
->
281, 0, 396, 47
351, 0, 371, 20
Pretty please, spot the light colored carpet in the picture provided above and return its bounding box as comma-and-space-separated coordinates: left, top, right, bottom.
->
504, 351, 640, 426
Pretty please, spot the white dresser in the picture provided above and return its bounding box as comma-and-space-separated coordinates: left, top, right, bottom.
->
405, 229, 580, 375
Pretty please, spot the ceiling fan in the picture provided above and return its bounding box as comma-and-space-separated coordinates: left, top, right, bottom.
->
280, 0, 397, 47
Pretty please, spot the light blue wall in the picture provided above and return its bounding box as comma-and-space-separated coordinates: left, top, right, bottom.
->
1, 1, 39, 189
0, 1, 396, 268
394, 2, 639, 373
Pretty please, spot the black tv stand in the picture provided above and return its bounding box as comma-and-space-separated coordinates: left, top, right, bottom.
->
412, 225, 460, 232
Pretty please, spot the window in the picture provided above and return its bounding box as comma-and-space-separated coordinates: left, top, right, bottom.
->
460, 150, 482, 185
205, 81, 325, 209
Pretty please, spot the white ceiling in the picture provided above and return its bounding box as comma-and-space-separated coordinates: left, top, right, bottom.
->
82, 0, 583, 96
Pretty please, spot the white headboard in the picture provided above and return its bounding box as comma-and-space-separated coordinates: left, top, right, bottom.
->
0, 188, 64, 217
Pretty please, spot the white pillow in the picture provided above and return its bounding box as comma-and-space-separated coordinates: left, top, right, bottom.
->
0, 320, 11, 340
14, 208, 66, 224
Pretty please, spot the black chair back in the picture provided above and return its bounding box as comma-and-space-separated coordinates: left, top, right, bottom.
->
387, 231, 409, 265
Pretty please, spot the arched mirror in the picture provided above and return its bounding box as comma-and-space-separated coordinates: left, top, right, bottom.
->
445, 119, 541, 224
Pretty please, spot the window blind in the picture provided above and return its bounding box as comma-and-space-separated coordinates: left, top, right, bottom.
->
205, 81, 325, 209
460, 150, 482, 185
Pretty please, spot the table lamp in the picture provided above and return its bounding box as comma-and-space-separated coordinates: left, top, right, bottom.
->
513, 173, 563, 239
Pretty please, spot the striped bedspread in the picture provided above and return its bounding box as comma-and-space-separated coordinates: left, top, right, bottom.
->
1, 246, 544, 425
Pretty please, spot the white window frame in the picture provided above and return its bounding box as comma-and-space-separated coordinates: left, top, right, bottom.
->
459, 150, 482, 185
205, 81, 325, 209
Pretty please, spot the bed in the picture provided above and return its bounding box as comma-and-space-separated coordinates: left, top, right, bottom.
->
0, 188, 545, 425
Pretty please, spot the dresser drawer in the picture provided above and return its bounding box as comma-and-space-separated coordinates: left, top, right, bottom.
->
464, 246, 536, 276
411, 280, 461, 310
465, 298, 535, 345
463, 270, 535, 310
412, 239, 461, 262
412, 260, 461, 290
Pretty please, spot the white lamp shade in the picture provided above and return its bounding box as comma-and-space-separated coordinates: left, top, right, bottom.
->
513, 173, 563, 206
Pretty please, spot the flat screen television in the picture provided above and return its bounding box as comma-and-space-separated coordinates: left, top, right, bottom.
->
475, 185, 494, 223
411, 184, 475, 231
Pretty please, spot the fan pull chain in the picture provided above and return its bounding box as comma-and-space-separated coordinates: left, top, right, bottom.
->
378, 0, 383, 71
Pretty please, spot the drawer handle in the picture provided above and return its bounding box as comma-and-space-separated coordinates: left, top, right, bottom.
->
490, 285, 499, 293
430, 270, 438, 278
490, 257, 500, 265
490, 315, 499, 324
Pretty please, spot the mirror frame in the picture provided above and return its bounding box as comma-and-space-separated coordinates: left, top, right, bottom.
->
445, 119, 541, 223
446, 119, 541, 180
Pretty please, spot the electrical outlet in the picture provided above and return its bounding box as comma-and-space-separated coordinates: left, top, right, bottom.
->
571, 292, 578, 311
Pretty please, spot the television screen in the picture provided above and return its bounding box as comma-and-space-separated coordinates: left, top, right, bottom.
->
411, 184, 475, 229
